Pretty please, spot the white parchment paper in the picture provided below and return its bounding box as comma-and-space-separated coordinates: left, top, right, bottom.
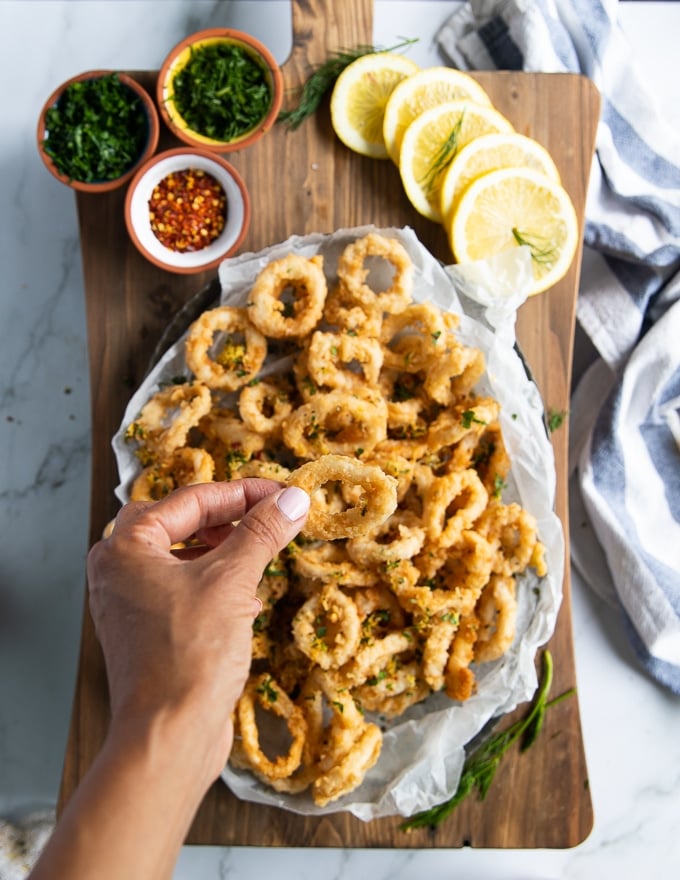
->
112, 226, 563, 821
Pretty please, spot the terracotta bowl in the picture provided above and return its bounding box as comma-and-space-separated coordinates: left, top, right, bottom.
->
124, 147, 250, 274
157, 28, 283, 153
37, 70, 159, 193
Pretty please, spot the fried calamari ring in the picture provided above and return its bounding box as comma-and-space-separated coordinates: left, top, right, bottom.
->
380, 302, 447, 373
307, 331, 383, 392
282, 391, 387, 460
445, 612, 480, 702
477, 501, 542, 576
422, 616, 460, 692
353, 660, 430, 717
247, 253, 327, 338
313, 722, 382, 806
291, 540, 378, 587
468, 423, 511, 496
125, 381, 212, 461
346, 509, 425, 566
323, 282, 383, 337
424, 342, 486, 405
129, 447, 215, 501
288, 454, 398, 540
238, 378, 293, 439
474, 574, 518, 663
337, 232, 413, 314
353, 586, 407, 640
292, 583, 362, 670
421, 468, 489, 549
296, 669, 382, 806
185, 306, 267, 391
252, 560, 290, 660
233, 458, 292, 482
364, 453, 415, 502
391, 531, 494, 616
236, 673, 307, 780
197, 407, 266, 479
424, 397, 500, 454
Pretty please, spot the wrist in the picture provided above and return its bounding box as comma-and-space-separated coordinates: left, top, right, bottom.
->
108, 695, 234, 794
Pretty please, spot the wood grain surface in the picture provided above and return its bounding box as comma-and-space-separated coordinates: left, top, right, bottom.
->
58, 0, 600, 848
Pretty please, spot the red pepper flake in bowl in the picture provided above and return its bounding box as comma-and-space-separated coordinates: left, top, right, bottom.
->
148, 168, 227, 252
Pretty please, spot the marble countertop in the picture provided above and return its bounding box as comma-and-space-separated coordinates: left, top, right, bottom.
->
1, 2, 679, 878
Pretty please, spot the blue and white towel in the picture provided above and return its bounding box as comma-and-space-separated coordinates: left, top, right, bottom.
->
437, 0, 680, 694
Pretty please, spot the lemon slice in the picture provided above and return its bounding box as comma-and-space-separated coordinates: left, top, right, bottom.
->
330, 52, 419, 159
448, 166, 579, 296
382, 67, 491, 165
399, 100, 514, 222
439, 132, 561, 225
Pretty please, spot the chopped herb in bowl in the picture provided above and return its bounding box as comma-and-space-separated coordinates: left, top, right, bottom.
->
172, 43, 272, 141
158, 29, 283, 153
38, 71, 159, 192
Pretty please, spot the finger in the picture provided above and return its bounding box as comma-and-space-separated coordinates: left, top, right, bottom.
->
115, 479, 284, 548
110, 500, 156, 531
201, 486, 310, 583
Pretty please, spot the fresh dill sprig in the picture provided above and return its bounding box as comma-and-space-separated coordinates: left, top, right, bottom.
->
277, 37, 418, 130
418, 113, 465, 195
400, 650, 575, 831
512, 227, 557, 266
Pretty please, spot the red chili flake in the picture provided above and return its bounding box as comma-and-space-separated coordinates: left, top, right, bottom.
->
148, 168, 227, 252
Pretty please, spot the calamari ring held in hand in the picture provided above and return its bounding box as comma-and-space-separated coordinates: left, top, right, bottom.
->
247, 253, 327, 338
337, 232, 414, 314
185, 306, 267, 391
287, 454, 398, 540
237, 673, 307, 780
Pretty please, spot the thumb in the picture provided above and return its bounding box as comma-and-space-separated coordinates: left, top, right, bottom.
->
210, 485, 310, 580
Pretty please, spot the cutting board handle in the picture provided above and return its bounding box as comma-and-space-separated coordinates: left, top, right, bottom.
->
283, 0, 374, 85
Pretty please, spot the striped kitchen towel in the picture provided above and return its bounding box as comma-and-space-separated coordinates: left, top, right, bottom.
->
437, 0, 680, 693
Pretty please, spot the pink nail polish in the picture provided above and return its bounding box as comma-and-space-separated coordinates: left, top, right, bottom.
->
276, 486, 310, 522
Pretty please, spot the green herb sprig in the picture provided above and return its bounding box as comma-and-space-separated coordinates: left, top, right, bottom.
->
401, 650, 574, 831
278, 37, 418, 130
419, 113, 465, 195
512, 228, 557, 267
547, 408, 568, 432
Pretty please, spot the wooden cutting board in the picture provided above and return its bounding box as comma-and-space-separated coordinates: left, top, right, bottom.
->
58, 0, 599, 848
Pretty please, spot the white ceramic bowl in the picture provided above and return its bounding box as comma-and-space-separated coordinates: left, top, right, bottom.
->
124, 147, 250, 274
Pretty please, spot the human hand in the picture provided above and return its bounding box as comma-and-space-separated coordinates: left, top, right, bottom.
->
86, 479, 309, 777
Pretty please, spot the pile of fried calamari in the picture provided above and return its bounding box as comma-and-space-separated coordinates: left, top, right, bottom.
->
123, 232, 547, 807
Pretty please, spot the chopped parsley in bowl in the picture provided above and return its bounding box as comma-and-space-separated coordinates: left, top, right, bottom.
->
37, 71, 159, 193
158, 28, 283, 152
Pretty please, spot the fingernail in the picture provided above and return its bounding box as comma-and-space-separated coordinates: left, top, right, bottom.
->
253, 596, 263, 617
276, 486, 310, 522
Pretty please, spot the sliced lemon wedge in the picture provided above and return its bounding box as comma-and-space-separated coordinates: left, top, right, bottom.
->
330, 52, 419, 159
439, 131, 561, 226
448, 166, 579, 296
399, 100, 513, 222
382, 66, 491, 165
